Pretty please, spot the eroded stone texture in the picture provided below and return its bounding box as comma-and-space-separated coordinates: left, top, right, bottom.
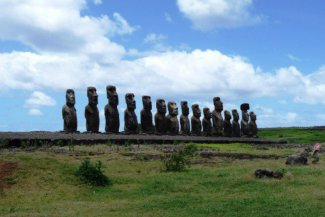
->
166, 102, 179, 135
212, 97, 224, 136
141, 96, 154, 134
202, 108, 212, 136
249, 111, 258, 138
85, 87, 99, 133
231, 109, 241, 137
124, 93, 138, 134
62, 89, 77, 132
224, 110, 232, 137
180, 101, 190, 135
191, 104, 202, 136
155, 99, 167, 134
240, 103, 250, 137
105, 85, 119, 133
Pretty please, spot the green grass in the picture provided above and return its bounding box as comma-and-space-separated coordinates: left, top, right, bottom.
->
0, 145, 324, 217
259, 127, 325, 144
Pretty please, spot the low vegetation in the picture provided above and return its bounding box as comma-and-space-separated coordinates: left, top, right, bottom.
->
75, 159, 110, 186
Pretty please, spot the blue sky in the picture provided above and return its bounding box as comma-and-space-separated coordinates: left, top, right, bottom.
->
0, 0, 325, 132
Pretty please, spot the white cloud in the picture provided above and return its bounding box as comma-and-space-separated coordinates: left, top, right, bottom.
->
144, 33, 166, 44
176, 0, 262, 30
165, 13, 173, 23
93, 0, 102, 5
26, 91, 56, 107
0, 0, 136, 63
28, 108, 43, 116
287, 54, 300, 61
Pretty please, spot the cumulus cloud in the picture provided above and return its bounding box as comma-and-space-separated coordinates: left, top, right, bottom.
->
144, 33, 166, 44
176, 0, 262, 30
28, 108, 43, 116
0, 0, 136, 63
26, 91, 56, 107
93, 0, 102, 5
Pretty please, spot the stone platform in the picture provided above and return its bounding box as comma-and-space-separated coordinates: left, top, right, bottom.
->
0, 132, 286, 146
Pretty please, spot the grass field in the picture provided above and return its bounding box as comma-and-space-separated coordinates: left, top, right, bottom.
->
0, 140, 324, 217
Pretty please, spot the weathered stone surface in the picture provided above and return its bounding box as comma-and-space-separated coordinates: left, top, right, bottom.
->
191, 104, 202, 136
202, 108, 212, 136
105, 85, 119, 133
62, 89, 77, 132
180, 101, 190, 135
85, 87, 99, 133
249, 111, 258, 138
240, 103, 250, 137
255, 169, 283, 179
232, 109, 240, 137
212, 97, 224, 136
141, 96, 154, 134
124, 93, 138, 134
166, 102, 179, 135
155, 99, 167, 134
223, 110, 232, 137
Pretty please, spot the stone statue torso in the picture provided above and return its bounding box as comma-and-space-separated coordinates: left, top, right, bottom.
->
180, 114, 190, 135
212, 110, 223, 136
202, 118, 212, 136
191, 116, 202, 136
249, 120, 258, 138
62, 104, 77, 132
155, 113, 167, 134
166, 114, 179, 135
241, 119, 249, 137
85, 104, 99, 133
105, 104, 119, 133
232, 120, 241, 137
224, 119, 232, 137
124, 109, 138, 134
141, 109, 153, 133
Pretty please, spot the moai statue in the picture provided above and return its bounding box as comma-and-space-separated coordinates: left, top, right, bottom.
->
104, 85, 119, 133
62, 89, 77, 132
212, 97, 224, 136
223, 110, 232, 137
180, 101, 190, 135
85, 87, 99, 133
141, 96, 154, 134
202, 108, 212, 136
240, 103, 250, 137
232, 109, 241, 137
155, 99, 167, 134
166, 102, 179, 135
124, 93, 138, 134
249, 111, 258, 138
191, 104, 202, 136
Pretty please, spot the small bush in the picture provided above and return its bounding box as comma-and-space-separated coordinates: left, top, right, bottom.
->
75, 159, 111, 186
163, 144, 198, 172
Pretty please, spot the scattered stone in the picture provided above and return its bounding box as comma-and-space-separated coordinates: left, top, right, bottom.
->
254, 169, 283, 179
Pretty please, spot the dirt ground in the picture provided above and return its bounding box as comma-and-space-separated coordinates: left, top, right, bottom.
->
0, 160, 18, 190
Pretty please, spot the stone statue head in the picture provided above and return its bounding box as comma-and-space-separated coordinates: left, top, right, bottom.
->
106, 85, 118, 107
192, 104, 201, 118
240, 103, 250, 112
213, 97, 223, 112
232, 109, 239, 121
142, 96, 152, 111
224, 110, 231, 121
168, 102, 178, 116
156, 99, 166, 115
125, 93, 136, 110
250, 112, 256, 121
203, 107, 211, 119
87, 87, 98, 106
181, 101, 189, 116
66, 89, 75, 106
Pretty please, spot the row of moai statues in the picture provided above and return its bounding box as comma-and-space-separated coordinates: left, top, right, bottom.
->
62, 86, 258, 137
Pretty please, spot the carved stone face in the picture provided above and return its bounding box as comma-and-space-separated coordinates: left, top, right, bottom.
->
156, 99, 166, 114
242, 111, 249, 121
125, 93, 136, 110
213, 97, 223, 112
250, 112, 256, 121
203, 108, 211, 119
142, 96, 152, 110
66, 89, 75, 106
181, 101, 189, 116
192, 104, 201, 118
87, 87, 98, 105
224, 110, 231, 121
168, 102, 178, 116
232, 109, 239, 121
106, 85, 118, 107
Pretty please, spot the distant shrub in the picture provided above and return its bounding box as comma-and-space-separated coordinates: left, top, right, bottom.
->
163, 144, 198, 172
75, 159, 111, 186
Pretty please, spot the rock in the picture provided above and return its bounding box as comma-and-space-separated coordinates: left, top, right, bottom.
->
285, 155, 308, 165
